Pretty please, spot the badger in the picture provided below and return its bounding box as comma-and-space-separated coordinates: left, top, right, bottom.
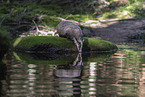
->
56, 21, 83, 52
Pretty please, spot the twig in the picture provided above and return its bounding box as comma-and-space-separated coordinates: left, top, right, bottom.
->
53, 16, 85, 26
38, 15, 47, 21
32, 19, 55, 36
54, 17, 66, 21
32, 19, 39, 32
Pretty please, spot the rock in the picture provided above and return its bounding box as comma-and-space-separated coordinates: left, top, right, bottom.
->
12, 36, 118, 53
82, 28, 92, 37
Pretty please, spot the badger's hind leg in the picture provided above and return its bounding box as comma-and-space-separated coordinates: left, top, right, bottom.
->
73, 38, 80, 52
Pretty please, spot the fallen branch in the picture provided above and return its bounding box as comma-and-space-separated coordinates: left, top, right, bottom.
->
99, 18, 137, 23
53, 16, 85, 26
53, 17, 66, 21
32, 19, 55, 36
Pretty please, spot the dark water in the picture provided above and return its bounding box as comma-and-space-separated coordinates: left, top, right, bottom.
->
1, 45, 145, 97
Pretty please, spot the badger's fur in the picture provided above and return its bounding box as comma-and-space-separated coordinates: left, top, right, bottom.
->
56, 21, 83, 52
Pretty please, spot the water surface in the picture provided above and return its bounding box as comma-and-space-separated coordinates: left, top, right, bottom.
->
1, 45, 145, 97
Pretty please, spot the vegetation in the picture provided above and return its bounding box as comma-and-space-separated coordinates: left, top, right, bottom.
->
0, 0, 144, 38
99, 1, 145, 19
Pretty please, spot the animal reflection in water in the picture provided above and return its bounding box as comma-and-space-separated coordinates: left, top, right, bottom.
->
54, 53, 83, 78
56, 21, 84, 52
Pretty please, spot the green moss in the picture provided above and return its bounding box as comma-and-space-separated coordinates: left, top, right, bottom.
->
13, 36, 76, 49
12, 36, 117, 52
84, 38, 117, 51
31, 3, 62, 15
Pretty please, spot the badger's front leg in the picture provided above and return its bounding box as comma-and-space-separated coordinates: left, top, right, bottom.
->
73, 38, 80, 52
78, 39, 83, 53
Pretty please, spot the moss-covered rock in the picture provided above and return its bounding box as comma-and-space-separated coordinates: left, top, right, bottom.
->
12, 36, 117, 53
83, 38, 118, 52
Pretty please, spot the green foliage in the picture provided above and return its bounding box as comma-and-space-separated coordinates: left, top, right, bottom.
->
99, 1, 145, 19
28, 3, 62, 16
128, 2, 145, 17
0, 3, 9, 15
0, 0, 144, 39
40, 16, 61, 28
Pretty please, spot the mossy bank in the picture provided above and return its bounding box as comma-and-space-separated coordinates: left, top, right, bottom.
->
12, 36, 117, 53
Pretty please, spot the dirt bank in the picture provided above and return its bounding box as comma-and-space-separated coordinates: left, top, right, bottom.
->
88, 18, 145, 44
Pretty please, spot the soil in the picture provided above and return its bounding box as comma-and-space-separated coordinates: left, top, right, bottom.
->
87, 18, 145, 45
